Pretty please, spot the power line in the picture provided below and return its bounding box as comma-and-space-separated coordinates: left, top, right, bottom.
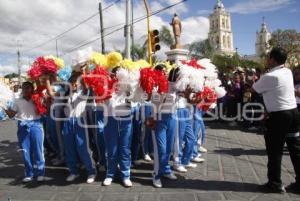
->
24, 0, 122, 53
62, 0, 187, 56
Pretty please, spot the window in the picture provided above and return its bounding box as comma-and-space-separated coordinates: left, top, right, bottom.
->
227, 36, 231, 48
222, 18, 225, 28
223, 35, 226, 48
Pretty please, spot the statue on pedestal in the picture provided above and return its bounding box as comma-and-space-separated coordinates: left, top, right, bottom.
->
170, 13, 182, 49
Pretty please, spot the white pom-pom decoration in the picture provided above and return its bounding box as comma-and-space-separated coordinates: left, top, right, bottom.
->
215, 87, 227, 98
115, 68, 140, 98
0, 82, 14, 110
175, 64, 204, 92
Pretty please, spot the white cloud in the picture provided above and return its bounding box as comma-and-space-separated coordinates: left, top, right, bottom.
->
0, 0, 208, 74
228, 0, 293, 14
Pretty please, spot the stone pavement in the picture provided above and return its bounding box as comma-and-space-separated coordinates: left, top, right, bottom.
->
0, 120, 299, 201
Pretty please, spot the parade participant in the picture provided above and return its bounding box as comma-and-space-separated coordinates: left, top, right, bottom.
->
141, 99, 153, 161
2, 82, 45, 182
102, 64, 134, 187
149, 64, 177, 188
62, 69, 96, 184
172, 67, 197, 173
253, 47, 300, 193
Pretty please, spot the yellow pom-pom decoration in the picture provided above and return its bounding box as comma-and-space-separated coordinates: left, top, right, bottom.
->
120, 59, 139, 71
135, 60, 151, 69
90, 52, 107, 67
107, 51, 123, 68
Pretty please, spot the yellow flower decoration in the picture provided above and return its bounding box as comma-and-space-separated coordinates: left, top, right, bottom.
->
120, 59, 140, 71
107, 51, 123, 68
44, 55, 64, 69
90, 52, 107, 67
135, 59, 151, 69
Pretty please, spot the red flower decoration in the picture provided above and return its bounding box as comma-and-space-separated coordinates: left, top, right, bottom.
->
182, 58, 205, 69
31, 86, 48, 115
140, 67, 169, 95
83, 66, 116, 103
27, 57, 58, 80
196, 87, 217, 112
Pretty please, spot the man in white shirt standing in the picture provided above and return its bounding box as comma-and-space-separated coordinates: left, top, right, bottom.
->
253, 47, 300, 194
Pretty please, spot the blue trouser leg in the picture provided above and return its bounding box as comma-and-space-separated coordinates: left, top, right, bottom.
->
131, 106, 141, 162
192, 106, 204, 158
174, 109, 185, 166
17, 120, 45, 177
153, 113, 176, 180
118, 118, 133, 179
142, 103, 153, 155
181, 109, 195, 165
74, 119, 96, 176
95, 110, 106, 166
63, 119, 79, 175
104, 116, 132, 179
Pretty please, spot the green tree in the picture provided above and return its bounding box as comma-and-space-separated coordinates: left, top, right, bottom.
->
269, 29, 300, 68
131, 44, 147, 60
159, 26, 174, 48
188, 39, 214, 59
4, 73, 18, 79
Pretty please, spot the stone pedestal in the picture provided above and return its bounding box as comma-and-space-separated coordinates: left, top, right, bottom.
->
165, 49, 190, 65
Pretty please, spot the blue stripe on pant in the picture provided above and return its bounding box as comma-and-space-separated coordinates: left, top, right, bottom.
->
95, 110, 106, 166
63, 118, 96, 175
131, 105, 142, 162
104, 116, 132, 180
192, 106, 205, 158
174, 108, 195, 165
17, 120, 45, 177
153, 113, 176, 180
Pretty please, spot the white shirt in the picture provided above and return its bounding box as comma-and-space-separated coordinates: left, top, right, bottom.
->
64, 90, 87, 118
176, 96, 187, 109
104, 92, 132, 117
152, 82, 177, 114
253, 65, 297, 112
12, 97, 41, 120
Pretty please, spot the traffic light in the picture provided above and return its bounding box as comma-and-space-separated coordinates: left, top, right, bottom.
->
150, 29, 161, 53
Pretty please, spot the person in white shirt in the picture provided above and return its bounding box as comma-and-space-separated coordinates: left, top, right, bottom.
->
253, 47, 300, 194
3, 82, 45, 183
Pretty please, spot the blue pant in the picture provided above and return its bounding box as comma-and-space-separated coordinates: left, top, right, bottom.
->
174, 108, 195, 165
192, 106, 206, 158
131, 105, 142, 161
104, 116, 132, 180
17, 120, 45, 177
142, 103, 153, 155
153, 113, 176, 180
63, 118, 96, 175
95, 110, 106, 166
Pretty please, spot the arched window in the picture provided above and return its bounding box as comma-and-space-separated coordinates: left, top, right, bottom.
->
222, 18, 225, 28
226, 19, 229, 29
227, 36, 231, 48
223, 35, 226, 48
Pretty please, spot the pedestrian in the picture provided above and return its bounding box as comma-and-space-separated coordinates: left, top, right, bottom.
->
253, 47, 300, 193
2, 82, 45, 183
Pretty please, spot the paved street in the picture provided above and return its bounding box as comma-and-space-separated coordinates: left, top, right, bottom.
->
0, 120, 299, 201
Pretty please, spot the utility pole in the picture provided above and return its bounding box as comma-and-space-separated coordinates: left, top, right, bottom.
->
55, 39, 58, 57
131, 0, 134, 60
99, 0, 105, 53
125, 0, 131, 59
17, 40, 21, 87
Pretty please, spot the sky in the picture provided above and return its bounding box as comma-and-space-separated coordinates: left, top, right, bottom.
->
0, 0, 299, 76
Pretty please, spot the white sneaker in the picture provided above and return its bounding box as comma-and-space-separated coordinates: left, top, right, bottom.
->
174, 165, 188, 173
22, 177, 33, 183
192, 157, 205, 163
185, 163, 197, 168
144, 154, 152, 161
103, 178, 113, 186
66, 174, 79, 182
36, 176, 45, 182
163, 173, 177, 180
86, 174, 96, 184
123, 179, 133, 187
199, 146, 207, 153
152, 178, 162, 188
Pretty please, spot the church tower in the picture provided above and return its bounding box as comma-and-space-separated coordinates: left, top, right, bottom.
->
255, 17, 272, 58
208, 0, 235, 55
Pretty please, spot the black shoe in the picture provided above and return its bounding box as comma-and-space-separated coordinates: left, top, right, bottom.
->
261, 182, 286, 194
286, 183, 300, 194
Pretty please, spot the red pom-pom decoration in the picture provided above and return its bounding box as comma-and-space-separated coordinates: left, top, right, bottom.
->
140, 67, 169, 95
196, 87, 217, 112
83, 66, 116, 103
27, 57, 58, 80
31, 86, 48, 115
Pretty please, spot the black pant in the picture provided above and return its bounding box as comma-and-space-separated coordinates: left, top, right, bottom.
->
265, 108, 300, 186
